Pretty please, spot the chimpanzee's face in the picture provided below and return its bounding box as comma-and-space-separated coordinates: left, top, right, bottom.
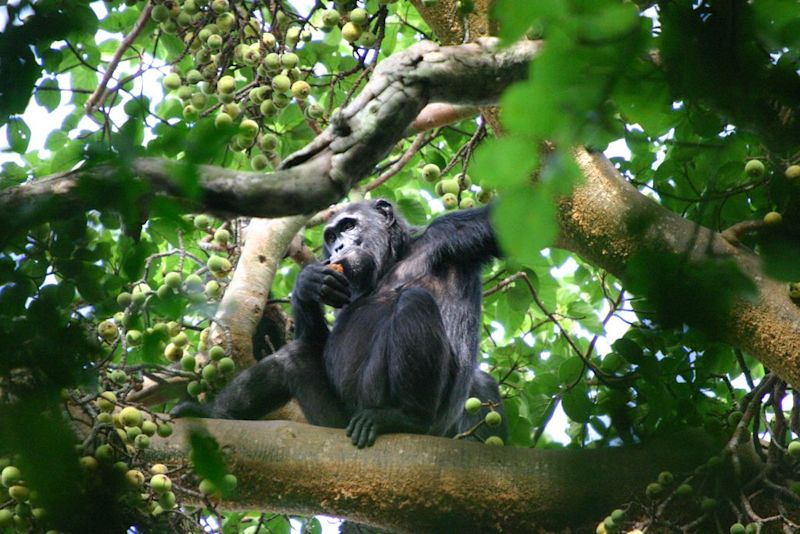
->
323, 201, 395, 293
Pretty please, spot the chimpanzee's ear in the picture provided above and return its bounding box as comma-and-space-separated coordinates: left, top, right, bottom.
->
374, 199, 395, 225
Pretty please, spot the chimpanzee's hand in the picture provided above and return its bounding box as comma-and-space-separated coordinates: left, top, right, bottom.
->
294, 263, 350, 308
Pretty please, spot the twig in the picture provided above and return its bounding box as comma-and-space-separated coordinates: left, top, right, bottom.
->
365, 132, 428, 192
720, 219, 766, 246
441, 122, 486, 176
483, 271, 611, 383
297, 100, 323, 135
735, 348, 755, 390
408, 104, 478, 134
85, 2, 154, 114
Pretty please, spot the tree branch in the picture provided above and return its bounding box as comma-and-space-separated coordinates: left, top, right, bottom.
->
0, 39, 540, 241
130, 215, 307, 405
84, 2, 154, 114
408, 103, 479, 133
153, 419, 719, 532
211, 216, 307, 367
558, 148, 800, 387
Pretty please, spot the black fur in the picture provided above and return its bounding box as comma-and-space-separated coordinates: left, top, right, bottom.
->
173, 199, 507, 447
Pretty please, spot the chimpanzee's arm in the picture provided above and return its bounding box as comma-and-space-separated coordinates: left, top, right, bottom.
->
292, 262, 350, 344
419, 205, 499, 266
172, 340, 348, 427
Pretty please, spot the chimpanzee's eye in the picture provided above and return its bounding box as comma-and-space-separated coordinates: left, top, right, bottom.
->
324, 229, 335, 244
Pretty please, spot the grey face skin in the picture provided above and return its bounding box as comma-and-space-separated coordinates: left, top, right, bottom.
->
322, 199, 409, 299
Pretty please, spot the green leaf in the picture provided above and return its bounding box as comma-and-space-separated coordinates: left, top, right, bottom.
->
50, 140, 84, 173
159, 34, 185, 60
561, 383, 593, 424
621, 94, 675, 142
380, 20, 399, 56
6, 117, 31, 153
120, 238, 156, 281
263, 516, 291, 534
612, 338, 643, 365
471, 135, 538, 190
526, 393, 554, 427
100, 6, 142, 32
558, 356, 584, 384
525, 372, 560, 396
70, 67, 97, 105
45, 129, 69, 151
759, 235, 800, 281
506, 280, 530, 312
504, 396, 532, 446
493, 184, 558, 266
492, 0, 565, 43
0, 39, 40, 124
566, 300, 604, 334
0, 162, 28, 186
395, 197, 427, 225
35, 78, 61, 112
0, 397, 89, 530
188, 427, 229, 492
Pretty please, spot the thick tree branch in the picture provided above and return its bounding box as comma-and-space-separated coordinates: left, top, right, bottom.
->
0, 157, 332, 243
211, 215, 306, 367
0, 39, 540, 241
409, 0, 800, 388
558, 149, 800, 386
129, 216, 306, 406
153, 419, 719, 532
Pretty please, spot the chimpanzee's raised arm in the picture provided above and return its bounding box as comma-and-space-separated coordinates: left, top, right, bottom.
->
418, 205, 500, 267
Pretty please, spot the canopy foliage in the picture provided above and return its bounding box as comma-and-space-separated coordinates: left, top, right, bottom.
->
1, 0, 800, 532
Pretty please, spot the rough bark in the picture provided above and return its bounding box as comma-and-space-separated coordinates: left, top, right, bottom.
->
561, 149, 800, 386
152, 419, 718, 533
412, 0, 497, 46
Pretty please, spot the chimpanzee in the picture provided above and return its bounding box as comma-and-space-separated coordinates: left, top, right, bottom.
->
173, 199, 507, 447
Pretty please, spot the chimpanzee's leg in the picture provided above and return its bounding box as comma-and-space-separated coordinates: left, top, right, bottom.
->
346, 287, 453, 447
172, 340, 348, 427
453, 369, 508, 442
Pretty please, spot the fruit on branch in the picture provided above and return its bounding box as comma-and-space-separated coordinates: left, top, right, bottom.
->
464, 397, 481, 414
162, 73, 182, 91
485, 436, 504, 446
763, 211, 782, 225
459, 197, 475, 209
744, 159, 765, 178
442, 193, 458, 209
291, 81, 311, 99
484, 411, 502, 427
440, 179, 460, 196
421, 163, 441, 183
349, 8, 368, 26
342, 22, 362, 43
